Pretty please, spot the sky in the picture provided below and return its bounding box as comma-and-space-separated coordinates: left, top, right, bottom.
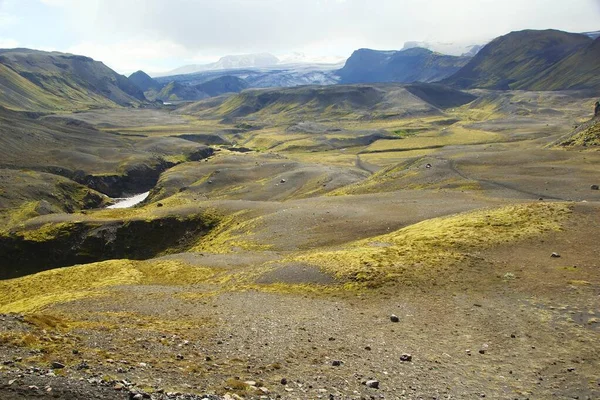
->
0, 0, 599, 75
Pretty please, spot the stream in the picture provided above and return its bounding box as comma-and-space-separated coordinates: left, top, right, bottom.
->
107, 191, 150, 209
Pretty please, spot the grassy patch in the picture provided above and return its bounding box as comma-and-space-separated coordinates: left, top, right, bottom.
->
292, 202, 572, 286
0, 259, 220, 313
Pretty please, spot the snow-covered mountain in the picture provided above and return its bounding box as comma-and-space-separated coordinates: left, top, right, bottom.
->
155, 53, 280, 77
402, 41, 487, 57
583, 31, 600, 40
278, 52, 347, 65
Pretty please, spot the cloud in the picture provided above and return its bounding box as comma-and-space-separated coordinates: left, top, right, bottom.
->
0, 37, 18, 48
0, 0, 18, 27
66, 38, 192, 74
7, 0, 600, 72
37, 0, 600, 51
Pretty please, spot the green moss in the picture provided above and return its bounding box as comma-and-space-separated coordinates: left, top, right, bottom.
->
293, 202, 572, 286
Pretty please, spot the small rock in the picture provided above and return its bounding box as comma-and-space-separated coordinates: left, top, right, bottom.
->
72, 349, 79, 355
280, 179, 287, 183
331, 360, 342, 367
176, 354, 184, 360
591, 185, 599, 191
51, 362, 65, 369
400, 354, 412, 362
244, 380, 256, 386
280, 378, 288, 385
28, 386, 39, 390
132, 394, 144, 400
551, 252, 561, 258
258, 387, 269, 394
479, 349, 486, 354
365, 380, 380, 389
76, 362, 89, 370
8, 379, 16, 385
425, 163, 432, 169
156, 203, 163, 208
364, 346, 371, 351
114, 383, 124, 391
390, 315, 400, 323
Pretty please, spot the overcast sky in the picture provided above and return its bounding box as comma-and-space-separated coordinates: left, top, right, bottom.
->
0, 0, 599, 74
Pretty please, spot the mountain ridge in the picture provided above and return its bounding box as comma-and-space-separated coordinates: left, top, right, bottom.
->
0, 48, 145, 111
443, 29, 595, 90
337, 47, 471, 84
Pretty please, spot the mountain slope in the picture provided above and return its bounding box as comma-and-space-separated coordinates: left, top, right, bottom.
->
528, 37, 600, 91
155, 76, 249, 102
0, 49, 145, 111
129, 70, 162, 92
338, 47, 470, 84
443, 30, 593, 90
155, 81, 208, 102
556, 115, 600, 147
179, 83, 476, 123
195, 75, 249, 96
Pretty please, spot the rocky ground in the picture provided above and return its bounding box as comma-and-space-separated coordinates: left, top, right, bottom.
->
1, 91, 599, 399
1, 203, 599, 399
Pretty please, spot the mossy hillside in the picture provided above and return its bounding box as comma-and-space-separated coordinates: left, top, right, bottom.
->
0, 210, 221, 279
0, 169, 109, 231
293, 202, 572, 286
0, 49, 144, 112
444, 29, 593, 90
361, 125, 502, 154
557, 118, 600, 147
0, 259, 218, 313
185, 84, 473, 124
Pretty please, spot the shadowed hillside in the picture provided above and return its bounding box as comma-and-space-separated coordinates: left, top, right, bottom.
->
154, 76, 249, 102
129, 70, 163, 92
196, 75, 249, 97
155, 81, 209, 102
529, 37, 600, 91
178, 83, 477, 122
444, 30, 593, 90
0, 49, 145, 111
338, 47, 470, 84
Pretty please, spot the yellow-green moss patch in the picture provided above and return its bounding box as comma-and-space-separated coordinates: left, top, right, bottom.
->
293, 202, 572, 286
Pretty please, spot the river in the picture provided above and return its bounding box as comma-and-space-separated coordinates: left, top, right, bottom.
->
107, 191, 150, 209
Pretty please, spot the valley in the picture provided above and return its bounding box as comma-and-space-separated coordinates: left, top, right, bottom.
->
0, 28, 599, 400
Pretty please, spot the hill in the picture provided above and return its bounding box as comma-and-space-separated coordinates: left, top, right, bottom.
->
0, 49, 145, 111
556, 115, 600, 147
179, 83, 477, 122
528, 37, 600, 91
195, 75, 249, 97
155, 81, 208, 102
129, 70, 163, 92
443, 29, 593, 90
155, 76, 249, 102
337, 47, 470, 84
